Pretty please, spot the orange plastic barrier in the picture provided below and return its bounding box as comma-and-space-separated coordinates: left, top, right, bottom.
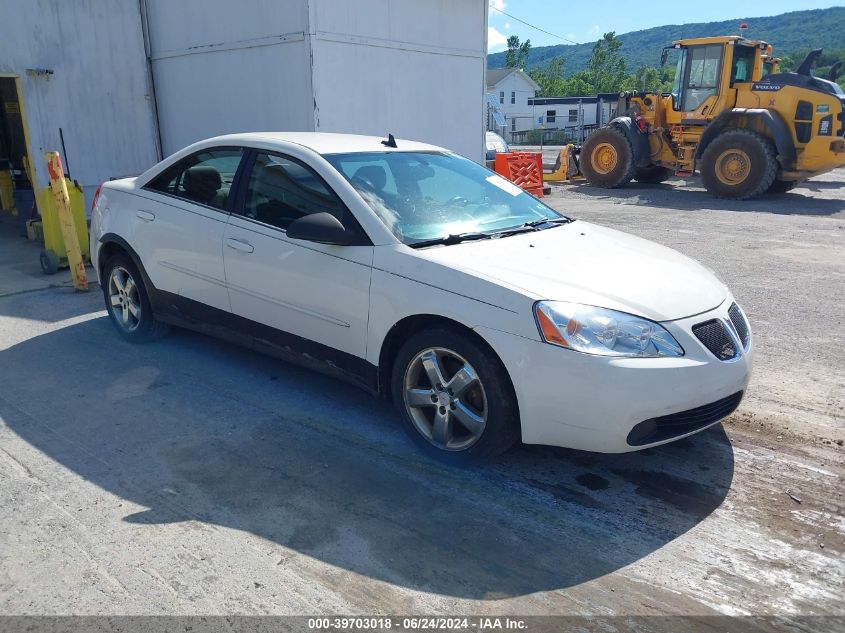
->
494, 152, 544, 197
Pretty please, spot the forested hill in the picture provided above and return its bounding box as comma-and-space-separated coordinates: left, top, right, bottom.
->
487, 6, 845, 72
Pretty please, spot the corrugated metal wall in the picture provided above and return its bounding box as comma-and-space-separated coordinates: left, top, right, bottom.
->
0, 0, 159, 199
0, 0, 486, 205
142, 0, 315, 156
309, 0, 486, 161
144, 0, 486, 161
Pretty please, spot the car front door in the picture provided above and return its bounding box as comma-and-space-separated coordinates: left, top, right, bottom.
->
136, 147, 245, 312
222, 150, 373, 359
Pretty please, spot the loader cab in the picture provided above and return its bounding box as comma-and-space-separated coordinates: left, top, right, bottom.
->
666, 37, 767, 118
671, 44, 723, 112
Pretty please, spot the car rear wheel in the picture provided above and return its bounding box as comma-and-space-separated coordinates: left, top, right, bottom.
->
102, 253, 170, 343
391, 328, 519, 462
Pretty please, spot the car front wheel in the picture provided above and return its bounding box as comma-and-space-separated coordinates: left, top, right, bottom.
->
102, 252, 170, 343
391, 328, 519, 461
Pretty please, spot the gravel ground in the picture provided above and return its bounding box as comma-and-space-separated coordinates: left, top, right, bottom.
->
0, 170, 842, 627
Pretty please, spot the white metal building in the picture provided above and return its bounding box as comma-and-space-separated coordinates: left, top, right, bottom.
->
495, 94, 622, 144
0, 0, 487, 209
529, 94, 620, 132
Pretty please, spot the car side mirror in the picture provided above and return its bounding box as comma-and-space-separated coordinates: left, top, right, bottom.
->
286, 212, 355, 245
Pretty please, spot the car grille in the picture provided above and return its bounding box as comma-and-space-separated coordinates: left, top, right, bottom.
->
692, 319, 739, 361
728, 303, 751, 350
627, 391, 744, 446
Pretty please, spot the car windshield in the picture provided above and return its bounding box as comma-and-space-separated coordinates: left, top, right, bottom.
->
324, 151, 565, 245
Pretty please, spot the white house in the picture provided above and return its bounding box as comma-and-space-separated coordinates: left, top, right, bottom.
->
485, 68, 539, 142
0, 0, 488, 212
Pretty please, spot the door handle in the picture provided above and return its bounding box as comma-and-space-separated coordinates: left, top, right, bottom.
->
136, 210, 155, 222
226, 237, 254, 253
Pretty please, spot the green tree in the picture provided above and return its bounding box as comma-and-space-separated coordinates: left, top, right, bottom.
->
505, 35, 532, 69
625, 65, 674, 93
586, 32, 627, 93
529, 57, 567, 97
560, 72, 594, 97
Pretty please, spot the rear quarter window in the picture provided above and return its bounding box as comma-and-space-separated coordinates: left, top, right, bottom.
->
144, 148, 243, 211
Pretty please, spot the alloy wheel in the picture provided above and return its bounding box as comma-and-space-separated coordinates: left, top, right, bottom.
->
108, 266, 142, 332
403, 347, 488, 451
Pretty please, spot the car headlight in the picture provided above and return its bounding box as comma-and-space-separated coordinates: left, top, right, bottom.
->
534, 301, 684, 358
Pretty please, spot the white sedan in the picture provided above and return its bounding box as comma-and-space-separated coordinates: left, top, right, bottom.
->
90, 132, 753, 460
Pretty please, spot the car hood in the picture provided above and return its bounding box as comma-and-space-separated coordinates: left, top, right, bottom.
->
415, 221, 727, 322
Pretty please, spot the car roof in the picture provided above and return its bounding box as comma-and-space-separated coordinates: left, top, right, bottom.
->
200, 132, 446, 155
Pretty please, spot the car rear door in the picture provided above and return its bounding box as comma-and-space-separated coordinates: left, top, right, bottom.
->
135, 147, 245, 312
222, 150, 373, 359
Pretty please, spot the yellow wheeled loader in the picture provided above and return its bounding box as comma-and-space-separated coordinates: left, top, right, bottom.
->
579, 36, 845, 199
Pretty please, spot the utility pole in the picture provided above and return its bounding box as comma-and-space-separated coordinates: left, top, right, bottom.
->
578, 99, 584, 143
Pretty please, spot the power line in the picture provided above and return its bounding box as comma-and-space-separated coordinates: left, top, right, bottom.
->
488, 4, 579, 45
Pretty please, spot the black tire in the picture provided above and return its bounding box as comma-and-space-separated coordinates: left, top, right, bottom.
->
634, 164, 673, 184
40, 249, 59, 275
767, 178, 798, 194
101, 252, 170, 343
700, 129, 777, 200
391, 327, 519, 463
581, 126, 635, 188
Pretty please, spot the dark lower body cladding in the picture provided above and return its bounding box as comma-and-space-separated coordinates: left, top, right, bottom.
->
626, 391, 744, 447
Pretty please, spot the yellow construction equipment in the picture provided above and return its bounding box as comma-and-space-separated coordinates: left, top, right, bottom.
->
544, 145, 584, 182
578, 36, 845, 199
762, 54, 781, 77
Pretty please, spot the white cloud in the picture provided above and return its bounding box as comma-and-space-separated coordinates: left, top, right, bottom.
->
490, 0, 506, 11
488, 26, 508, 52
587, 25, 601, 39
504, 21, 511, 29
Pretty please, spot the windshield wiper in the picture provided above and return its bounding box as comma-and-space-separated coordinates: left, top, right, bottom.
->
409, 232, 493, 249
520, 216, 573, 229
493, 216, 573, 237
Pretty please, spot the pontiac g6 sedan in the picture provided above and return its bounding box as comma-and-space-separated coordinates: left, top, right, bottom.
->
90, 132, 753, 460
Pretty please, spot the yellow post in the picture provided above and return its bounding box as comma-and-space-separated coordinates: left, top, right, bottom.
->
45, 152, 88, 291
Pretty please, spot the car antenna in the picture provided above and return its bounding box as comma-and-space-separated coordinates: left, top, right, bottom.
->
381, 133, 397, 148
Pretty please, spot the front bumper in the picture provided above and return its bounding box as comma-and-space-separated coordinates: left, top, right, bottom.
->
477, 299, 753, 453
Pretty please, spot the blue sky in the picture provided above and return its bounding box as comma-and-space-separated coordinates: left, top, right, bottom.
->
488, 0, 844, 51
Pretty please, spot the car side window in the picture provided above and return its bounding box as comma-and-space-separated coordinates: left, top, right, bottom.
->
145, 148, 243, 211
239, 152, 348, 231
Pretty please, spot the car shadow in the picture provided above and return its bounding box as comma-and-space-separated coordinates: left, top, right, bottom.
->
555, 178, 845, 216
0, 304, 736, 600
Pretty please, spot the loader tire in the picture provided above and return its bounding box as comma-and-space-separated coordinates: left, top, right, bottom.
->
581, 127, 635, 188
701, 129, 777, 200
634, 165, 673, 184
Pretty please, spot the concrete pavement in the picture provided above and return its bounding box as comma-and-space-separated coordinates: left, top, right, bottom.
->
0, 172, 842, 624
